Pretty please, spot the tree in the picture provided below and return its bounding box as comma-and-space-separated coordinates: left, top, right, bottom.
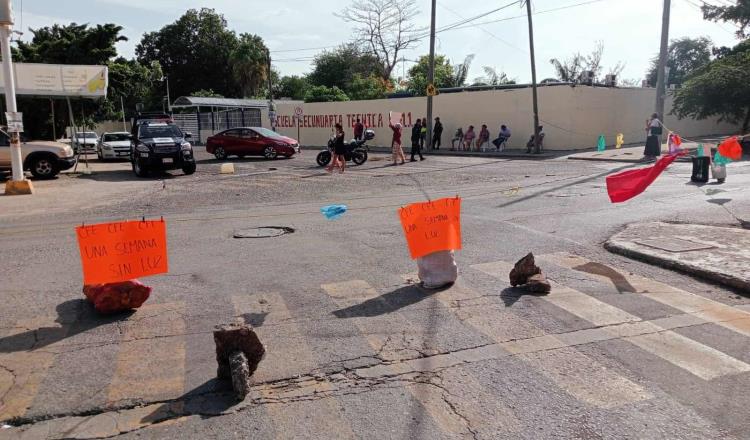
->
450, 54, 475, 87
13, 23, 126, 64
276, 75, 309, 100
702, 0, 750, 38
304, 85, 350, 103
646, 37, 713, 87
191, 89, 225, 98
347, 74, 389, 100
672, 40, 750, 132
307, 44, 384, 92
406, 55, 454, 96
472, 66, 515, 86
549, 42, 623, 83
104, 58, 164, 121
10, 22, 128, 139
337, 0, 423, 82
136, 8, 239, 98
230, 33, 269, 98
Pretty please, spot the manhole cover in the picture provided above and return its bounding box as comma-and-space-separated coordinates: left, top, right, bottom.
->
233, 226, 295, 238
634, 238, 715, 253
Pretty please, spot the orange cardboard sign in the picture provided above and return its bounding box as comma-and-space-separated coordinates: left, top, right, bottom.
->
76, 220, 168, 284
398, 197, 461, 259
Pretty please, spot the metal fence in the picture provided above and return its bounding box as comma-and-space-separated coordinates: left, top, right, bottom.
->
172, 109, 262, 145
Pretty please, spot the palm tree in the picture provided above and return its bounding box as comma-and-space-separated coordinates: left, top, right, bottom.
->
450, 54, 475, 87
230, 34, 268, 98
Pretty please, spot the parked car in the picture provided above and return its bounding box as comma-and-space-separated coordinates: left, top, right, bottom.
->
72, 131, 99, 154
130, 116, 196, 177
206, 127, 300, 160
0, 129, 76, 179
97, 131, 132, 160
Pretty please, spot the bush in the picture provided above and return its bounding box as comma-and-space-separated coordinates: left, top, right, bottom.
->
303, 85, 350, 103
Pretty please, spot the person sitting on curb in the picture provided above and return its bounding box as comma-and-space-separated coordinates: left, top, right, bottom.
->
463, 125, 476, 151
451, 127, 463, 151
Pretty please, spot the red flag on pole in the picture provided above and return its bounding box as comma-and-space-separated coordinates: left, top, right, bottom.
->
606, 153, 685, 203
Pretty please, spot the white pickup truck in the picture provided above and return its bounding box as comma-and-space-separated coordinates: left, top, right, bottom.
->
0, 130, 76, 179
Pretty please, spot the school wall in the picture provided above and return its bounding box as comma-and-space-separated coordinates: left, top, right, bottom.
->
262, 86, 740, 151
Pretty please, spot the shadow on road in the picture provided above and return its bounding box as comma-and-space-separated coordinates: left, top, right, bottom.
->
140, 378, 237, 424
332, 284, 451, 318
73, 169, 178, 182
0, 299, 134, 354
572, 262, 636, 293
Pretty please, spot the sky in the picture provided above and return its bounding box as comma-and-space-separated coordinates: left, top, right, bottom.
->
17, 0, 742, 85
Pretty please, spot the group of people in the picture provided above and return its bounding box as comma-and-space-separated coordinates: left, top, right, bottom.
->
448, 124, 513, 152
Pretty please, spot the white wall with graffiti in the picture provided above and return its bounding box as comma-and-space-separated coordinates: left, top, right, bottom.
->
263, 85, 740, 150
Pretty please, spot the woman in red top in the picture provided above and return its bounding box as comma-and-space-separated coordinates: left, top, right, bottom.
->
389, 122, 406, 165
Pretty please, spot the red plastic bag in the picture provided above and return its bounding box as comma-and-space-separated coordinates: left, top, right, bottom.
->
718, 136, 742, 161
83, 279, 151, 314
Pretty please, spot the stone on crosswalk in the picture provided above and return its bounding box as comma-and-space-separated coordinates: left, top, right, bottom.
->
213, 322, 265, 399
509, 253, 550, 293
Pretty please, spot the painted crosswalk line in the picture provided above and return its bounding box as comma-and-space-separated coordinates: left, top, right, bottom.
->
0, 316, 68, 421
322, 280, 520, 436
402, 275, 652, 408
540, 253, 750, 338
232, 293, 356, 440
472, 261, 750, 381
107, 302, 187, 404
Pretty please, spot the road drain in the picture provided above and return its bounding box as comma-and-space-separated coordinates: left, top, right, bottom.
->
233, 226, 295, 238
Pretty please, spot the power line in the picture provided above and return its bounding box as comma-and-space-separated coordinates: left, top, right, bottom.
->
436, 0, 528, 54
448, 0, 610, 31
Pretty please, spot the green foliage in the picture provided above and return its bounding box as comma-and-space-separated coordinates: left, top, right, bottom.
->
672, 40, 750, 131
191, 89, 225, 98
13, 23, 126, 64
276, 75, 309, 100
11, 23, 127, 139
101, 58, 164, 121
231, 33, 269, 98
472, 66, 515, 86
647, 37, 714, 86
347, 74, 388, 100
406, 55, 454, 96
702, 0, 750, 38
136, 8, 240, 98
303, 85, 350, 103
307, 44, 384, 95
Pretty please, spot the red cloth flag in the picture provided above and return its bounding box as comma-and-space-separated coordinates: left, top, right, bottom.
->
606, 153, 684, 203
718, 136, 743, 161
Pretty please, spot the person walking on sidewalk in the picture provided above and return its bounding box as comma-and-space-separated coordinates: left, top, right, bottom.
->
644, 113, 662, 161
353, 118, 364, 141
432, 117, 443, 150
411, 119, 425, 161
389, 121, 406, 165
327, 123, 347, 174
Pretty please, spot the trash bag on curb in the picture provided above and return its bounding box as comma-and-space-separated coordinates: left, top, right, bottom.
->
417, 250, 458, 289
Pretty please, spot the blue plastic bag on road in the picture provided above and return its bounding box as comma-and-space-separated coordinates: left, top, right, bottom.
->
321, 204, 348, 220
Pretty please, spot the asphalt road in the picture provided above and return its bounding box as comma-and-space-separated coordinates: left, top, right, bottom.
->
1, 148, 749, 439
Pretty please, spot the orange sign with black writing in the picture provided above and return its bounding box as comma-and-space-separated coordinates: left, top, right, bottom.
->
398, 197, 461, 259
76, 220, 168, 284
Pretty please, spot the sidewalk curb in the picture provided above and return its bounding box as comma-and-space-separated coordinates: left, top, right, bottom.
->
300, 145, 559, 160
604, 237, 750, 293
568, 155, 694, 163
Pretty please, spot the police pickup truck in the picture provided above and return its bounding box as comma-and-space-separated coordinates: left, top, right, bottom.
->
130, 115, 196, 177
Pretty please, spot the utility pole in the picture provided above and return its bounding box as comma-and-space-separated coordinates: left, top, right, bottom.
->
1, 0, 32, 194
266, 49, 276, 131
165, 76, 171, 113
654, 0, 671, 121
120, 95, 127, 131
426, 0, 437, 152
524, 0, 541, 154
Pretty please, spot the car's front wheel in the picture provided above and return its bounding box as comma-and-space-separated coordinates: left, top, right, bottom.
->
182, 162, 196, 175
133, 159, 149, 177
263, 146, 278, 159
30, 156, 58, 179
214, 147, 227, 160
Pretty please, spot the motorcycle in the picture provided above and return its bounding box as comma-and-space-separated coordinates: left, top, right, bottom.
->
316, 129, 374, 167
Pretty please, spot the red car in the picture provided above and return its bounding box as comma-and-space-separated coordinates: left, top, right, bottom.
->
206, 127, 300, 160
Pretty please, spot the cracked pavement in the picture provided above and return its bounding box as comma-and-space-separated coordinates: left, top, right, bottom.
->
1, 150, 750, 439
